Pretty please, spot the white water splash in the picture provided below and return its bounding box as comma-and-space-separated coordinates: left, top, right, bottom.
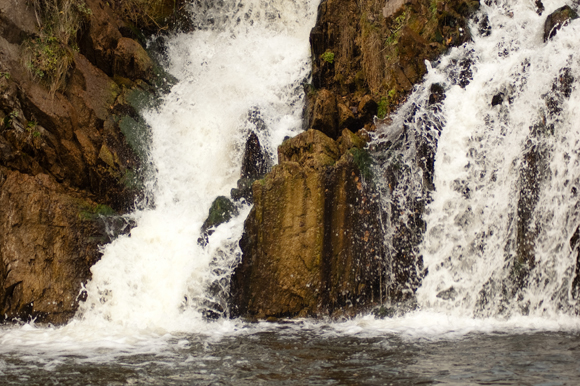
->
73, 0, 319, 332
415, 0, 580, 318
3, 0, 580, 364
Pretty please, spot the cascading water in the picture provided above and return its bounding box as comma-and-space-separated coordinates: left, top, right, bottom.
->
410, 0, 580, 318
4, 0, 580, 383
76, 0, 320, 330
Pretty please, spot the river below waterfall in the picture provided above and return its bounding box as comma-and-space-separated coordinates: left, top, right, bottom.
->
1, 317, 580, 385
3, 0, 580, 383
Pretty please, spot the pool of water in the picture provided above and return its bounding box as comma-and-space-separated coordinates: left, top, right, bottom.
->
2, 316, 579, 385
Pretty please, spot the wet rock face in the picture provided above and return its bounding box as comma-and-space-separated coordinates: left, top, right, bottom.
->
543, 5, 578, 42
230, 129, 384, 319
306, 0, 479, 134
0, 0, 177, 324
240, 132, 267, 181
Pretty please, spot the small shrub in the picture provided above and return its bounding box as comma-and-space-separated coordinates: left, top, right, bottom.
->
2, 110, 19, 128
377, 97, 388, 119
321, 51, 335, 64
24, 0, 92, 93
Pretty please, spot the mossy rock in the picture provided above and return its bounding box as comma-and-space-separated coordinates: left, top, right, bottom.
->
544, 5, 579, 41
201, 196, 239, 232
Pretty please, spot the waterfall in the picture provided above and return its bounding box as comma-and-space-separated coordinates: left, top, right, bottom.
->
4, 1, 580, 362
374, 0, 580, 318
74, 0, 319, 331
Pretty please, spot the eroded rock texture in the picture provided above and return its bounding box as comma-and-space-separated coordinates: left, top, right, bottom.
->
0, 0, 175, 324
231, 129, 384, 319
305, 0, 480, 135
232, 0, 483, 319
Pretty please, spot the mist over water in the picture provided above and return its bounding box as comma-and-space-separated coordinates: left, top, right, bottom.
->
3, 0, 580, 382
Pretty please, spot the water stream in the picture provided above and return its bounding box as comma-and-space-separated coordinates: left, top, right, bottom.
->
3, 0, 580, 384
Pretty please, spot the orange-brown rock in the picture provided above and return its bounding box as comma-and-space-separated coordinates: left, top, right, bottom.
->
113, 38, 155, 81
0, 0, 178, 324
0, 167, 101, 324
230, 129, 384, 319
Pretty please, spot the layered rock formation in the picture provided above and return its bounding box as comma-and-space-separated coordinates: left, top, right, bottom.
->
231, 0, 482, 319
231, 129, 384, 318
0, 0, 179, 324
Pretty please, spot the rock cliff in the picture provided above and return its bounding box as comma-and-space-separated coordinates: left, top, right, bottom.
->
231, 129, 384, 318
0, 0, 181, 324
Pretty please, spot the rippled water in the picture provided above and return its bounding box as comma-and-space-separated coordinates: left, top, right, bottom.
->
2, 318, 580, 385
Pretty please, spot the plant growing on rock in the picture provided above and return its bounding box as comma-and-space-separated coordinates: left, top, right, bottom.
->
2, 110, 19, 128
24, 0, 92, 92
321, 51, 335, 64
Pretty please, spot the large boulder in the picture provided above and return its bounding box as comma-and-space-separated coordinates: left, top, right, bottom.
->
230, 129, 384, 319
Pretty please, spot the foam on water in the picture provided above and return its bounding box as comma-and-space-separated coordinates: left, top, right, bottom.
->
3, 0, 580, 361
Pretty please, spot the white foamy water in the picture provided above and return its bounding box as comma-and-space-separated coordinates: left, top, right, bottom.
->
76, 0, 319, 331
3, 0, 580, 364
414, 0, 580, 318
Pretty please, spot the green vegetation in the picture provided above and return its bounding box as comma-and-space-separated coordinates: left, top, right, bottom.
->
120, 169, 142, 190
377, 89, 398, 119
350, 147, 374, 182
0, 72, 10, 80
2, 110, 19, 128
202, 196, 239, 231
321, 51, 335, 64
26, 120, 42, 138
377, 97, 388, 119
79, 203, 116, 220
24, 0, 92, 93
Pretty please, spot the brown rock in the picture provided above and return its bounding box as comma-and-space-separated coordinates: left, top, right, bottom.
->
308, 89, 339, 139
113, 37, 154, 81
0, 0, 38, 44
231, 129, 384, 319
307, 0, 479, 127
543, 5, 578, 42
337, 102, 359, 132
66, 53, 121, 128
0, 168, 101, 324
79, 0, 125, 75
241, 132, 268, 180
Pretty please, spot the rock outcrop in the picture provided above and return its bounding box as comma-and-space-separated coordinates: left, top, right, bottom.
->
305, 0, 480, 135
0, 0, 180, 324
232, 0, 482, 319
230, 129, 384, 319
543, 5, 578, 41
